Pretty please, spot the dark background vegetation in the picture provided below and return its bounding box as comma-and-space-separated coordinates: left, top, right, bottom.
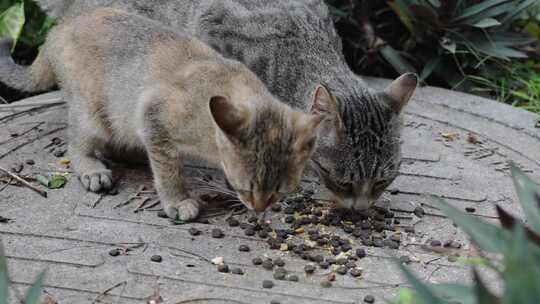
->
0, 0, 539, 117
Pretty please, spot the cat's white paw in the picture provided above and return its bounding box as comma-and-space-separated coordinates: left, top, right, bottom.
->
164, 198, 201, 221
80, 169, 113, 192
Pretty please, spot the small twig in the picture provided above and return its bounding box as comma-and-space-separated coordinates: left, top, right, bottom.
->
113, 185, 145, 209
134, 199, 160, 213
91, 194, 106, 208
0, 166, 47, 197
0, 98, 64, 109
92, 281, 127, 304
0, 126, 67, 160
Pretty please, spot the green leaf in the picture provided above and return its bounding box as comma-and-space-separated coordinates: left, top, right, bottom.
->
420, 57, 440, 81
0, 242, 8, 304
48, 174, 66, 189
502, 226, 540, 304
511, 165, 540, 234
452, 0, 511, 22
0, 2, 25, 49
472, 269, 500, 304
36, 174, 67, 189
24, 270, 46, 304
379, 44, 417, 75
470, 18, 501, 28
434, 197, 510, 253
430, 283, 476, 304
501, 0, 538, 25
397, 263, 445, 304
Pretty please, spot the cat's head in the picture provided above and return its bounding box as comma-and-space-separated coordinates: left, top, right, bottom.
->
209, 95, 323, 212
310, 73, 418, 211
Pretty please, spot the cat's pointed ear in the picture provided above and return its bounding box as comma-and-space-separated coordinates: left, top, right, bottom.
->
296, 114, 325, 152
311, 85, 338, 116
209, 96, 248, 139
383, 73, 418, 113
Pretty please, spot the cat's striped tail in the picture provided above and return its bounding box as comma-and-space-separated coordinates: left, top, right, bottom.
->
0, 38, 56, 93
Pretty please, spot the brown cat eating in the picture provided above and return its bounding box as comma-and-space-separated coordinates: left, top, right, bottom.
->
16, 8, 323, 220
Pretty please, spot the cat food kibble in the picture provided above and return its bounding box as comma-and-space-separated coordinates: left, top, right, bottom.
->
465, 207, 476, 213
188, 227, 201, 236
244, 228, 255, 236
400, 255, 412, 264
304, 264, 316, 274
217, 264, 229, 273
413, 206, 425, 217
350, 268, 362, 277
262, 280, 274, 289
356, 248, 367, 258
274, 258, 285, 267
231, 268, 244, 275
109, 249, 121, 257
262, 259, 274, 270
364, 295, 375, 303
211, 229, 224, 238
157, 210, 168, 218
252, 257, 263, 265
430, 240, 442, 247
150, 255, 162, 263
238, 245, 250, 252
286, 274, 299, 282
227, 218, 240, 227
336, 266, 348, 275
273, 268, 287, 280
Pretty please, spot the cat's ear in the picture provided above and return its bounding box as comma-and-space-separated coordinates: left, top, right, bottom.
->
296, 114, 325, 152
311, 85, 338, 116
209, 96, 248, 139
383, 73, 418, 113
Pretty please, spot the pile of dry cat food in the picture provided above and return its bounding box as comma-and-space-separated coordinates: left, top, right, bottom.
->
208, 189, 413, 296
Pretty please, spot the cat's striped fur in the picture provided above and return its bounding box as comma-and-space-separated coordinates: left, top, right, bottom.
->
5, 0, 418, 210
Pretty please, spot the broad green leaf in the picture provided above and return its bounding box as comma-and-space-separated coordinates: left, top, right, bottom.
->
452, 0, 511, 22
379, 44, 417, 75
471, 18, 501, 28
472, 269, 500, 304
0, 242, 8, 304
459, 2, 515, 25
431, 283, 475, 304
468, 38, 528, 60
502, 226, 540, 304
397, 263, 446, 304
48, 174, 66, 189
420, 57, 440, 81
434, 197, 510, 253
24, 271, 46, 304
511, 165, 540, 234
501, 0, 538, 25
489, 32, 536, 46
0, 2, 25, 48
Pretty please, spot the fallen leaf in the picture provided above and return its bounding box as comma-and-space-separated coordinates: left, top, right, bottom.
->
441, 132, 459, 141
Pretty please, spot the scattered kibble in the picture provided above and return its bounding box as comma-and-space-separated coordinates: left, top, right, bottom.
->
227, 218, 240, 227
274, 258, 285, 267
273, 268, 287, 280
262, 259, 274, 270
231, 268, 244, 275
336, 266, 348, 275
413, 206, 425, 217
286, 274, 299, 282
465, 207, 476, 213
252, 257, 263, 265
399, 255, 412, 264
430, 240, 442, 247
211, 229, 224, 238
304, 264, 316, 274
109, 249, 121, 257
217, 264, 229, 273
238, 245, 250, 252
188, 227, 201, 236
25, 159, 35, 165
262, 280, 274, 289
364, 295, 375, 303
151, 255, 163, 263
350, 268, 362, 277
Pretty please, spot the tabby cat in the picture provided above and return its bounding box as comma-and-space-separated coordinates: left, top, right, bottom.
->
4, 0, 418, 210
3, 8, 323, 220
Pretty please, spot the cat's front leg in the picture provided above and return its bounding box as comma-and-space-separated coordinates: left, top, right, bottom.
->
144, 142, 205, 221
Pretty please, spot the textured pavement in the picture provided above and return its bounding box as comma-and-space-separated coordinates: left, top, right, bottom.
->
0, 77, 539, 304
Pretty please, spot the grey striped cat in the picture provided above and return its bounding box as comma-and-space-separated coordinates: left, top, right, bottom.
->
8, 0, 418, 210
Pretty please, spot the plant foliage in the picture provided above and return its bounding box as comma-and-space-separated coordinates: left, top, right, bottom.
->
0, 241, 46, 303
325, 0, 539, 92
393, 164, 540, 304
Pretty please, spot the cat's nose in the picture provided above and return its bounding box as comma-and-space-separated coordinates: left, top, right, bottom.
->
252, 192, 282, 212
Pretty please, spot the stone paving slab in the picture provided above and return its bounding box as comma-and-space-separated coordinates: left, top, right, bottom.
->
0, 78, 539, 304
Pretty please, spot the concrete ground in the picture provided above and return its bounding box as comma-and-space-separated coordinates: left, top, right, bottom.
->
0, 77, 539, 304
